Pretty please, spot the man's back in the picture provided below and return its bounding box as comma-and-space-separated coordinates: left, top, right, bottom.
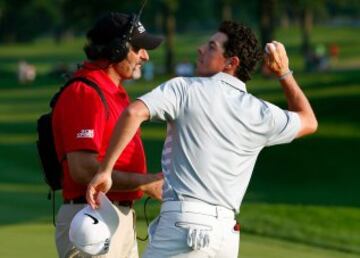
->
140, 72, 300, 212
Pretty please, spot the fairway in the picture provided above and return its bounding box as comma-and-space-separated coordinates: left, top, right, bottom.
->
0, 25, 359, 257
1, 222, 359, 258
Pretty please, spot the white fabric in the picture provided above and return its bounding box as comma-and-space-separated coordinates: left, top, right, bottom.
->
143, 201, 239, 258
139, 72, 301, 213
160, 201, 234, 219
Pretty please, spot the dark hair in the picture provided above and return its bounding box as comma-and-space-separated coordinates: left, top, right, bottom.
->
84, 43, 107, 61
219, 21, 262, 82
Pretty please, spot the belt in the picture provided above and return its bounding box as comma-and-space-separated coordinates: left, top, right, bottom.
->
161, 201, 235, 219
64, 196, 133, 207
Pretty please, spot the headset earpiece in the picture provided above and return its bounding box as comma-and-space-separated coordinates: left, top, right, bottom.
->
107, 38, 129, 62
105, 14, 137, 63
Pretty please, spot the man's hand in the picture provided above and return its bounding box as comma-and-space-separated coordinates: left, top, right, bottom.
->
86, 171, 113, 209
140, 173, 164, 201
264, 41, 290, 77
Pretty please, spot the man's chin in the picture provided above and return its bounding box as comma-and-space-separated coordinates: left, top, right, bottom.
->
132, 69, 142, 80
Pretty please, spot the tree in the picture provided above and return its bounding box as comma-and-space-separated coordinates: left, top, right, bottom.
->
0, 0, 59, 42
221, 0, 233, 21
259, 0, 277, 47
161, 0, 178, 74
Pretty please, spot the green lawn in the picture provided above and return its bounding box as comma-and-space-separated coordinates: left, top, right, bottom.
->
0, 26, 359, 257
1, 222, 359, 258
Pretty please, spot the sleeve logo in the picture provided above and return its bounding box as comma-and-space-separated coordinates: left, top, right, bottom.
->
76, 129, 94, 139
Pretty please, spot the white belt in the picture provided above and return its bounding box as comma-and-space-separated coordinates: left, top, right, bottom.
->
161, 201, 234, 219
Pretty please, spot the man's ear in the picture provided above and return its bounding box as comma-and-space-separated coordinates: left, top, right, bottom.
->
225, 56, 240, 69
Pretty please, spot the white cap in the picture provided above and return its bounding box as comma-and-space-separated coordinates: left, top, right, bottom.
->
69, 192, 119, 256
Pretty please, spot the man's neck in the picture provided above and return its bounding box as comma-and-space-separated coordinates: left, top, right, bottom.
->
105, 66, 124, 87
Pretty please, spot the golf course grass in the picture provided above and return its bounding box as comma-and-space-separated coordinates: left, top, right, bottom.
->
0, 25, 359, 257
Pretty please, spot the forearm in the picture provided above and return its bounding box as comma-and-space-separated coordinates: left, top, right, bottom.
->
101, 109, 147, 173
280, 74, 312, 113
100, 100, 150, 174
280, 73, 318, 137
67, 150, 150, 191
111, 171, 148, 191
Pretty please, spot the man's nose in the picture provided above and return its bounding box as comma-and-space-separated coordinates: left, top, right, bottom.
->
198, 45, 204, 55
140, 49, 149, 61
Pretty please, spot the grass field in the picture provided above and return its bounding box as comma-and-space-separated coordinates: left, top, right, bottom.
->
0, 26, 359, 257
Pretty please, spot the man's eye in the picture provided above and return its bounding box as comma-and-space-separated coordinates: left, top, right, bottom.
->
208, 44, 215, 50
133, 46, 140, 53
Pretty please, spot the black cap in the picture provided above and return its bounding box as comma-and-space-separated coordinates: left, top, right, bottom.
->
87, 12, 163, 50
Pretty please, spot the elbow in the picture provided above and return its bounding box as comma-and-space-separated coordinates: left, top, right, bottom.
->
125, 105, 141, 118
310, 118, 318, 134
303, 117, 318, 136
297, 114, 318, 138
69, 170, 93, 185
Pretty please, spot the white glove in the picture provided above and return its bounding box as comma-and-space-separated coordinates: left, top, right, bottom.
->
187, 228, 210, 250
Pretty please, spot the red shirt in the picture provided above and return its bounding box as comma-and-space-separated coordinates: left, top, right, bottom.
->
52, 63, 147, 201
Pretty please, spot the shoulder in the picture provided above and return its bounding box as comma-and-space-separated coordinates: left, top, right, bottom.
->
56, 79, 104, 109
63, 79, 101, 97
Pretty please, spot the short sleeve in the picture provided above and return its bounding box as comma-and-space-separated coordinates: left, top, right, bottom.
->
56, 83, 107, 153
138, 77, 186, 122
265, 101, 301, 146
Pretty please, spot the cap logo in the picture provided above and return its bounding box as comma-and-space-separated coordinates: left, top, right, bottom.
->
84, 213, 99, 224
137, 21, 146, 33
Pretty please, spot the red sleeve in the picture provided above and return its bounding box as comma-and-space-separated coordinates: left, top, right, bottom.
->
55, 82, 106, 154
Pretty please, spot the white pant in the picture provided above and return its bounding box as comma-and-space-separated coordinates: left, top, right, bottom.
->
143, 201, 239, 258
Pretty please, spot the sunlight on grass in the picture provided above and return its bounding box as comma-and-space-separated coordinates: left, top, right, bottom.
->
0, 183, 45, 193
0, 87, 56, 99
316, 122, 360, 139
259, 84, 360, 103
0, 114, 41, 122
0, 133, 36, 144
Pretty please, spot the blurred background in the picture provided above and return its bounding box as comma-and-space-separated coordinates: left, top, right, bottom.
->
0, 0, 359, 257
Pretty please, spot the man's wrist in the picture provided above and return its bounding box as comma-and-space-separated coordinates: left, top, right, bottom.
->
278, 70, 293, 80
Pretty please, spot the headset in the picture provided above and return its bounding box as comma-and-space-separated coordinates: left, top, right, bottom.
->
105, 0, 148, 63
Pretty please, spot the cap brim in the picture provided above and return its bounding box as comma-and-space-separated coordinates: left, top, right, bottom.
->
131, 32, 164, 50
97, 192, 119, 235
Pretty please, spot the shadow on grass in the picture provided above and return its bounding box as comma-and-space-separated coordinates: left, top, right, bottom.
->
246, 136, 360, 206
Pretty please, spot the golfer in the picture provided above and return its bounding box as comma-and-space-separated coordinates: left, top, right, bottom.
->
87, 20, 317, 257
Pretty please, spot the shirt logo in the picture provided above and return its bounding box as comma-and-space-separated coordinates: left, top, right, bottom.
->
84, 213, 99, 224
76, 129, 94, 139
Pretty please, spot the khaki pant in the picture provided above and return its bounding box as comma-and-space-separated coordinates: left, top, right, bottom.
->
56, 203, 138, 258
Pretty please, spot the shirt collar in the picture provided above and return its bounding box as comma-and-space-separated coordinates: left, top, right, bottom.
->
212, 72, 247, 92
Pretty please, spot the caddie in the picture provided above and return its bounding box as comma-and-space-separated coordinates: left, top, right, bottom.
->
52, 12, 163, 258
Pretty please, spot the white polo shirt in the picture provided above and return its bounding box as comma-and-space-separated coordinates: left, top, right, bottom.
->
139, 72, 301, 213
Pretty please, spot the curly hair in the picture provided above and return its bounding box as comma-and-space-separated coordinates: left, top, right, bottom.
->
219, 21, 263, 82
